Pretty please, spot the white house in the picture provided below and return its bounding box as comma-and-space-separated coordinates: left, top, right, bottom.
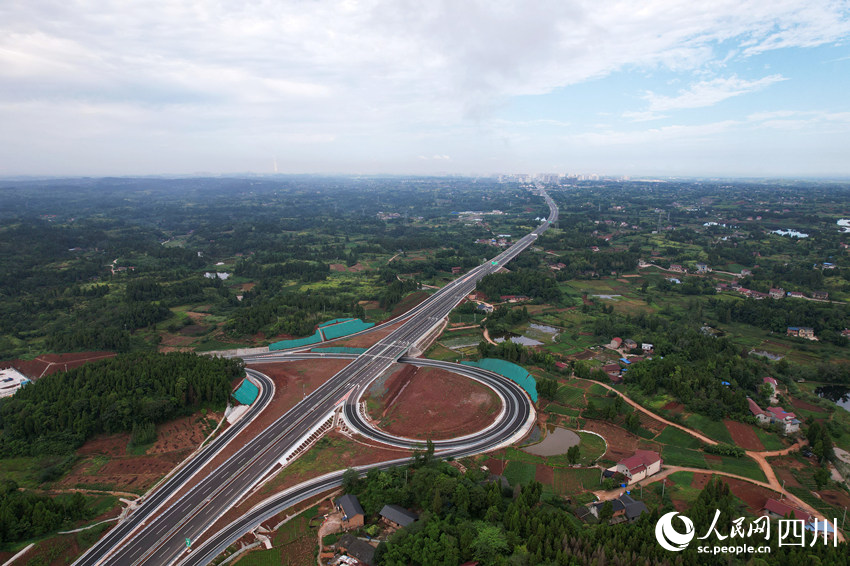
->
614, 450, 663, 484
0, 367, 30, 398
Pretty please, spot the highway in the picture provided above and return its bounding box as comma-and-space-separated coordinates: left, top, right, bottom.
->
72, 369, 274, 566
77, 186, 557, 566
175, 356, 535, 566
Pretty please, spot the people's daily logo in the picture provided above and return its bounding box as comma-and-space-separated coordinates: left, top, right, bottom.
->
655, 512, 695, 551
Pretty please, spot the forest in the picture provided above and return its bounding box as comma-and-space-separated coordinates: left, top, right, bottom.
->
0, 481, 91, 545
0, 352, 242, 456
343, 458, 848, 565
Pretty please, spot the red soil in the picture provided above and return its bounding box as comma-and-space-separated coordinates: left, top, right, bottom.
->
790, 397, 824, 412
329, 262, 368, 272
485, 458, 507, 475
390, 291, 430, 317
819, 490, 850, 509
775, 467, 803, 488
662, 402, 684, 413
581, 419, 639, 462
62, 413, 221, 492
691, 472, 713, 490
3, 351, 116, 379
724, 419, 765, 451
637, 412, 666, 434
724, 478, 775, 513
535, 463, 554, 485
370, 365, 500, 440
331, 321, 403, 349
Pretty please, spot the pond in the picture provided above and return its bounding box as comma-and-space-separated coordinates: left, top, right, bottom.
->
771, 229, 809, 238
815, 385, 850, 412
838, 219, 850, 233
492, 323, 559, 347
522, 427, 581, 456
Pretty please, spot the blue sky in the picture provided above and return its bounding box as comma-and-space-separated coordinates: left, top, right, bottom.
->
1, 1, 850, 177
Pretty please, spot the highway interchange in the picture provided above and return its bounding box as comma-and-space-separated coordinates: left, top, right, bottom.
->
74, 186, 557, 566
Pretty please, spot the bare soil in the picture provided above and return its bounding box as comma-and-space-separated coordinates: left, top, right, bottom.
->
485, 458, 507, 475
332, 320, 404, 349
62, 413, 220, 493
790, 397, 824, 412
535, 464, 554, 486
662, 402, 684, 413
4, 351, 116, 379
581, 419, 639, 462
724, 419, 765, 451
819, 490, 850, 508
724, 478, 775, 513
774, 467, 803, 488
369, 365, 500, 440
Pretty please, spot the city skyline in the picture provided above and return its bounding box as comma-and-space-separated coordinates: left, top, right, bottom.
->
2, 1, 850, 177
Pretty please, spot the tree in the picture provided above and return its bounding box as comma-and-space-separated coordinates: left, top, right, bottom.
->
813, 466, 830, 490
567, 445, 580, 465
598, 500, 614, 523
342, 468, 360, 492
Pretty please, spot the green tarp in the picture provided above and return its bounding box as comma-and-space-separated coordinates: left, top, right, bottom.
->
311, 347, 368, 354
321, 319, 375, 340
269, 331, 322, 351
232, 378, 259, 405
462, 358, 538, 402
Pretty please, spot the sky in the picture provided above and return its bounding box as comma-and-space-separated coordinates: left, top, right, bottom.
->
2, 1, 850, 178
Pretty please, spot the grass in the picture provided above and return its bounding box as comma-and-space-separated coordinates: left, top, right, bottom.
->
654, 427, 704, 450
234, 548, 282, 565
546, 403, 580, 417
661, 446, 707, 468
504, 461, 537, 486
684, 414, 734, 444
705, 456, 767, 482
577, 432, 607, 465
274, 505, 318, 546
555, 385, 586, 408
754, 427, 785, 451
553, 467, 602, 494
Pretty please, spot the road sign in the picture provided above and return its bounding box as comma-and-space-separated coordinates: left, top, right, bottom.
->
491, 260, 498, 265
186, 538, 191, 548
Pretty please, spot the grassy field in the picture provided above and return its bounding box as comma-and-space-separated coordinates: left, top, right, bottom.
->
556, 385, 587, 408
754, 427, 786, 451
504, 460, 537, 486
683, 414, 734, 444
705, 456, 767, 482
554, 467, 602, 494
546, 403, 581, 417
661, 446, 707, 468
654, 427, 704, 450
234, 548, 282, 565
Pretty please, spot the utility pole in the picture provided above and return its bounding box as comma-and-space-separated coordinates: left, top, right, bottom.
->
661, 479, 666, 499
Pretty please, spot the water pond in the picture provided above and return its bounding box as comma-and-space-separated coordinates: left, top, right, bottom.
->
815, 385, 850, 413
522, 427, 581, 456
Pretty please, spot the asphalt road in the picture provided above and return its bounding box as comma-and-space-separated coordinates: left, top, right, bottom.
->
72, 369, 274, 566
80, 186, 557, 566
175, 356, 534, 566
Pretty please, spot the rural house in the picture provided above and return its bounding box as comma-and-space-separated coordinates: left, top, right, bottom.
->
612, 450, 662, 484
380, 505, 418, 529
334, 494, 365, 529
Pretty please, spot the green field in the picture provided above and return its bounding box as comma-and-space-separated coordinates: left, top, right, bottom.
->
546, 403, 581, 417
556, 385, 587, 408
705, 456, 767, 482
754, 427, 785, 451
654, 427, 704, 450
661, 445, 707, 468
504, 460, 537, 486
553, 467, 602, 494
683, 414, 734, 444
234, 548, 282, 566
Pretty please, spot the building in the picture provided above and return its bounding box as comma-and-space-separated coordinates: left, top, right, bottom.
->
451, 266, 463, 274
609, 337, 623, 349
748, 398, 771, 424
788, 291, 805, 298
614, 450, 662, 484
588, 494, 649, 523
812, 290, 829, 300
623, 339, 638, 351
762, 499, 812, 524
336, 534, 376, 565
334, 494, 365, 529
669, 264, 686, 273
641, 343, 653, 352
766, 407, 801, 434
0, 367, 30, 399
787, 327, 815, 340
769, 288, 785, 299
380, 505, 418, 529
500, 295, 530, 303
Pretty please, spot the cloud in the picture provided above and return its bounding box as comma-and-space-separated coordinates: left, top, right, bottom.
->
643, 75, 786, 112
1, 1, 850, 174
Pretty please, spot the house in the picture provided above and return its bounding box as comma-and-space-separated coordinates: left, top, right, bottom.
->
762, 499, 812, 524
750, 290, 769, 299
476, 303, 494, 313
669, 264, 686, 273
588, 494, 648, 523
451, 266, 463, 274
609, 337, 623, 349
0, 367, 31, 399
380, 505, 418, 529
787, 327, 815, 340
812, 290, 829, 300
766, 407, 801, 434
500, 295, 530, 303
555, 361, 569, 370
614, 450, 662, 484
641, 343, 653, 352
695, 262, 710, 273
336, 533, 376, 565
748, 398, 771, 424
549, 262, 567, 271
623, 339, 638, 351
334, 494, 365, 529
769, 288, 785, 299
788, 291, 805, 298
741, 269, 752, 276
